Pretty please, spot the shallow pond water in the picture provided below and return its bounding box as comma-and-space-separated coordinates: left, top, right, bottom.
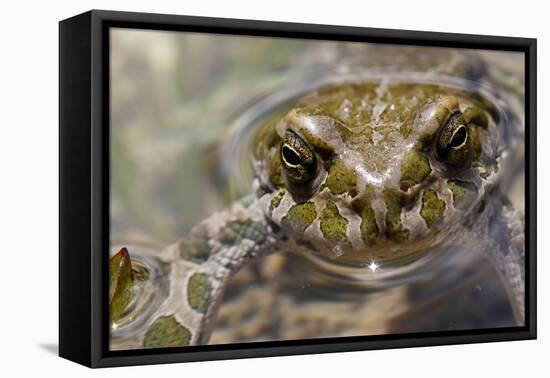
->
109, 30, 524, 349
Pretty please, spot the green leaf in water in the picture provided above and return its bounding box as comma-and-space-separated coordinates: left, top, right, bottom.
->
109, 247, 134, 324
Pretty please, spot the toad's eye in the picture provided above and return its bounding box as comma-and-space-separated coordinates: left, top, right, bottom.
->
436, 112, 473, 167
281, 130, 317, 184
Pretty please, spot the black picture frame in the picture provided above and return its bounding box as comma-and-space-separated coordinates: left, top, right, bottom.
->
59, 9, 537, 368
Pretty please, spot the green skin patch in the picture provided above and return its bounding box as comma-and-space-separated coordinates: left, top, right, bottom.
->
320, 201, 350, 247
448, 180, 477, 209
219, 219, 268, 245
301, 84, 376, 129
322, 158, 358, 196
384, 189, 410, 242
351, 191, 379, 244
143, 315, 191, 348
420, 189, 446, 227
269, 189, 286, 215
400, 149, 432, 185
282, 201, 317, 233
463, 106, 489, 129
296, 125, 335, 160
359, 205, 379, 244
187, 273, 212, 314
432, 103, 452, 127
179, 237, 210, 264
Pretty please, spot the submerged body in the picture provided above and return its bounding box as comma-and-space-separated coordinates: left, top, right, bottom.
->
111, 69, 524, 348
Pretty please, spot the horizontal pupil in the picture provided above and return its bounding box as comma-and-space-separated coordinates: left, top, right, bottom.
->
282, 145, 302, 166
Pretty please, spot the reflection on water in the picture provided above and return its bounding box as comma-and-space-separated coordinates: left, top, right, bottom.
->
211, 249, 514, 343
110, 246, 169, 350
110, 29, 524, 348
110, 242, 515, 349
